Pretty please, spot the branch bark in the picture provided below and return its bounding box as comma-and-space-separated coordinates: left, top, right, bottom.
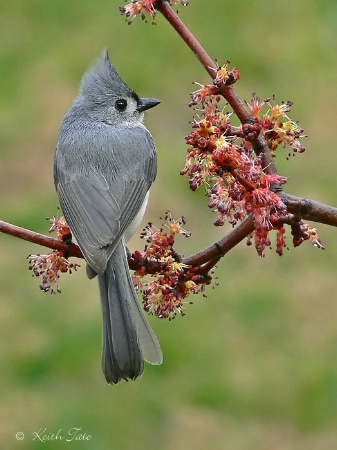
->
280, 193, 337, 227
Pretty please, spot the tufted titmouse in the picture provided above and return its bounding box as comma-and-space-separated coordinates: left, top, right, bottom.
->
54, 50, 163, 384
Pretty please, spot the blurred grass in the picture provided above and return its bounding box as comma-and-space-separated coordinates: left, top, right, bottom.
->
1, 1, 337, 449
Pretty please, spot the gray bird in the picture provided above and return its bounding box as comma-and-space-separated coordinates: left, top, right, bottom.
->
54, 49, 163, 384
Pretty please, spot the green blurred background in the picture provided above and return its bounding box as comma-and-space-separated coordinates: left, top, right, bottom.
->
1, 1, 337, 449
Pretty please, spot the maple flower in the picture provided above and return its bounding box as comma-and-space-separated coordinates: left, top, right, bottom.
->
48, 213, 72, 241
28, 214, 80, 293
264, 118, 306, 153
244, 93, 268, 119
120, 0, 157, 23
275, 225, 287, 256
189, 83, 219, 107
131, 213, 213, 319
307, 227, 325, 249
253, 228, 271, 257
120, 0, 188, 24
28, 251, 80, 294
291, 220, 325, 249
211, 60, 240, 87
244, 94, 307, 155
164, 211, 191, 237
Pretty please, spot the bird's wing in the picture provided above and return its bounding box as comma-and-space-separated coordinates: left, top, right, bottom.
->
54, 125, 157, 273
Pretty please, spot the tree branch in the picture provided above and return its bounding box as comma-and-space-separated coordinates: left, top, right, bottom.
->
183, 215, 255, 267
280, 193, 337, 227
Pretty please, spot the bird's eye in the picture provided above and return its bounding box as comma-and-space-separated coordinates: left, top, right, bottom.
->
115, 99, 127, 112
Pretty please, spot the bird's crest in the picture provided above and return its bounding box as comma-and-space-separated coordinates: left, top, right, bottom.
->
80, 49, 133, 100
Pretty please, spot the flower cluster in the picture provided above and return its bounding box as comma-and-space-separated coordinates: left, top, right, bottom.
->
28, 214, 80, 293
130, 212, 212, 320
245, 94, 306, 156
181, 74, 320, 256
120, 0, 188, 24
28, 251, 79, 294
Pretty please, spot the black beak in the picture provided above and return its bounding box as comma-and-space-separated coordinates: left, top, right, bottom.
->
137, 97, 161, 112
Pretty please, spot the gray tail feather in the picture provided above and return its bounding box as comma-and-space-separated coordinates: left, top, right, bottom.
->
98, 240, 162, 384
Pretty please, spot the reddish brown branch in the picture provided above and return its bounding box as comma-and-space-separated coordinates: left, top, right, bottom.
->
183, 215, 255, 267
280, 193, 337, 227
156, 2, 244, 113
0, 220, 83, 258
155, 1, 216, 77
155, 2, 253, 122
